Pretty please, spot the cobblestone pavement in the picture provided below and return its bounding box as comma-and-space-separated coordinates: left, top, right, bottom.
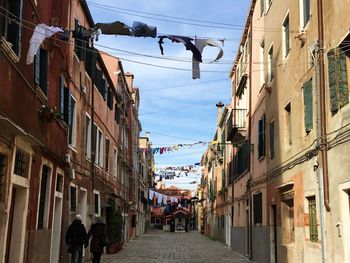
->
100, 229, 252, 263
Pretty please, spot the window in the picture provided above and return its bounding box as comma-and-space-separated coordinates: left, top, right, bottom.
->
269, 120, 275, 159
14, 149, 29, 177
107, 86, 113, 110
268, 46, 274, 82
284, 103, 292, 145
301, 0, 310, 28
73, 18, 86, 61
70, 185, 77, 212
327, 47, 349, 114
115, 104, 121, 124
34, 48, 48, 95
1, 0, 23, 56
260, 41, 265, 87
267, 0, 272, 11
303, 79, 313, 133
59, 75, 66, 117
56, 174, 63, 193
282, 14, 290, 58
37, 165, 51, 229
105, 137, 110, 172
94, 70, 107, 100
68, 95, 76, 146
258, 114, 266, 159
253, 193, 263, 225
95, 127, 103, 166
113, 148, 118, 180
85, 114, 91, 159
94, 190, 101, 216
260, 0, 264, 16
308, 196, 318, 242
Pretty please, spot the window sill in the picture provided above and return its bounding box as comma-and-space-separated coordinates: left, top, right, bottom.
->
0, 37, 19, 63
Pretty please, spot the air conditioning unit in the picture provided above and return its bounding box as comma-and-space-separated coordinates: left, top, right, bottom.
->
67, 168, 75, 179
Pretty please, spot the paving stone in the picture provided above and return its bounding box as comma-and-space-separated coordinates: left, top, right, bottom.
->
96, 229, 253, 263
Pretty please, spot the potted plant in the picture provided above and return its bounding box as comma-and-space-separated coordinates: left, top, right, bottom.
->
106, 208, 123, 254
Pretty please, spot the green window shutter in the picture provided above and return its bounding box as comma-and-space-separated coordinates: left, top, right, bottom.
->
303, 79, 313, 132
327, 48, 349, 113
269, 121, 275, 159
59, 75, 65, 115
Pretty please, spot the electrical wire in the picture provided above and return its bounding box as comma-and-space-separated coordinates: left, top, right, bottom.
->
86, 1, 290, 33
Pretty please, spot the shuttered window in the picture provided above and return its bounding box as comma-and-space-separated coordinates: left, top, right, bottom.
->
2, 0, 22, 56
34, 48, 48, 96
269, 120, 275, 159
38, 165, 50, 229
260, 0, 264, 16
107, 86, 113, 110
308, 196, 318, 242
115, 104, 121, 123
327, 48, 349, 113
258, 114, 266, 159
303, 79, 313, 132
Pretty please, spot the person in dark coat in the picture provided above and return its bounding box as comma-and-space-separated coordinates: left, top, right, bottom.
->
65, 214, 88, 263
88, 218, 107, 263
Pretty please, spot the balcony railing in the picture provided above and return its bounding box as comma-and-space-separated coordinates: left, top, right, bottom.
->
226, 108, 247, 142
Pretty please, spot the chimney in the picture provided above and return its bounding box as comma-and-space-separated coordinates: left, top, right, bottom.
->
216, 101, 224, 125
125, 72, 134, 93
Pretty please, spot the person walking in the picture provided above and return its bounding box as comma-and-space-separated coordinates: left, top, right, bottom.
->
88, 218, 107, 263
65, 214, 88, 263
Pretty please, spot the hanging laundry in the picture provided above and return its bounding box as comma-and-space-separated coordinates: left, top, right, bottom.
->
158, 35, 202, 62
26, 23, 63, 64
157, 194, 163, 205
132, 21, 157, 38
149, 189, 155, 200
192, 38, 223, 79
95, 21, 132, 35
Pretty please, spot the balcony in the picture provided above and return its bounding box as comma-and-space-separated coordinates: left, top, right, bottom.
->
226, 108, 247, 142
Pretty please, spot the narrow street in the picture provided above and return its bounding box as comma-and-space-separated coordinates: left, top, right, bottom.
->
101, 230, 252, 263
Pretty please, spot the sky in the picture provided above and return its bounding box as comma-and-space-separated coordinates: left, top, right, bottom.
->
87, 1, 250, 189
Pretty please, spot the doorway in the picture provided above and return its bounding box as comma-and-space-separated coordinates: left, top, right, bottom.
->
225, 212, 231, 246
5, 185, 28, 263
50, 173, 64, 263
270, 204, 278, 263
245, 209, 250, 256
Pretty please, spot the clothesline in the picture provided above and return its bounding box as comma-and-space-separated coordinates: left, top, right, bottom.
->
23, 14, 225, 79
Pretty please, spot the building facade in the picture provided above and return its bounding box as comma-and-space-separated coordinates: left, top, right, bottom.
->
200, 0, 350, 262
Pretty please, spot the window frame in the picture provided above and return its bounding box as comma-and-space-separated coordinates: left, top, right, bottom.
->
70, 184, 78, 213
307, 196, 318, 242
282, 13, 290, 59
68, 94, 77, 147
268, 45, 274, 82
1, 0, 23, 57
93, 190, 101, 217
85, 113, 92, 159
37, 163, 53, 230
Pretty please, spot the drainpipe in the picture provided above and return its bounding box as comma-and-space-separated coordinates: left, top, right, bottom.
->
248, 14, 253, 261
90, 41, 96, 221
317, 0, 331, 212
314, 42, 327, 263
